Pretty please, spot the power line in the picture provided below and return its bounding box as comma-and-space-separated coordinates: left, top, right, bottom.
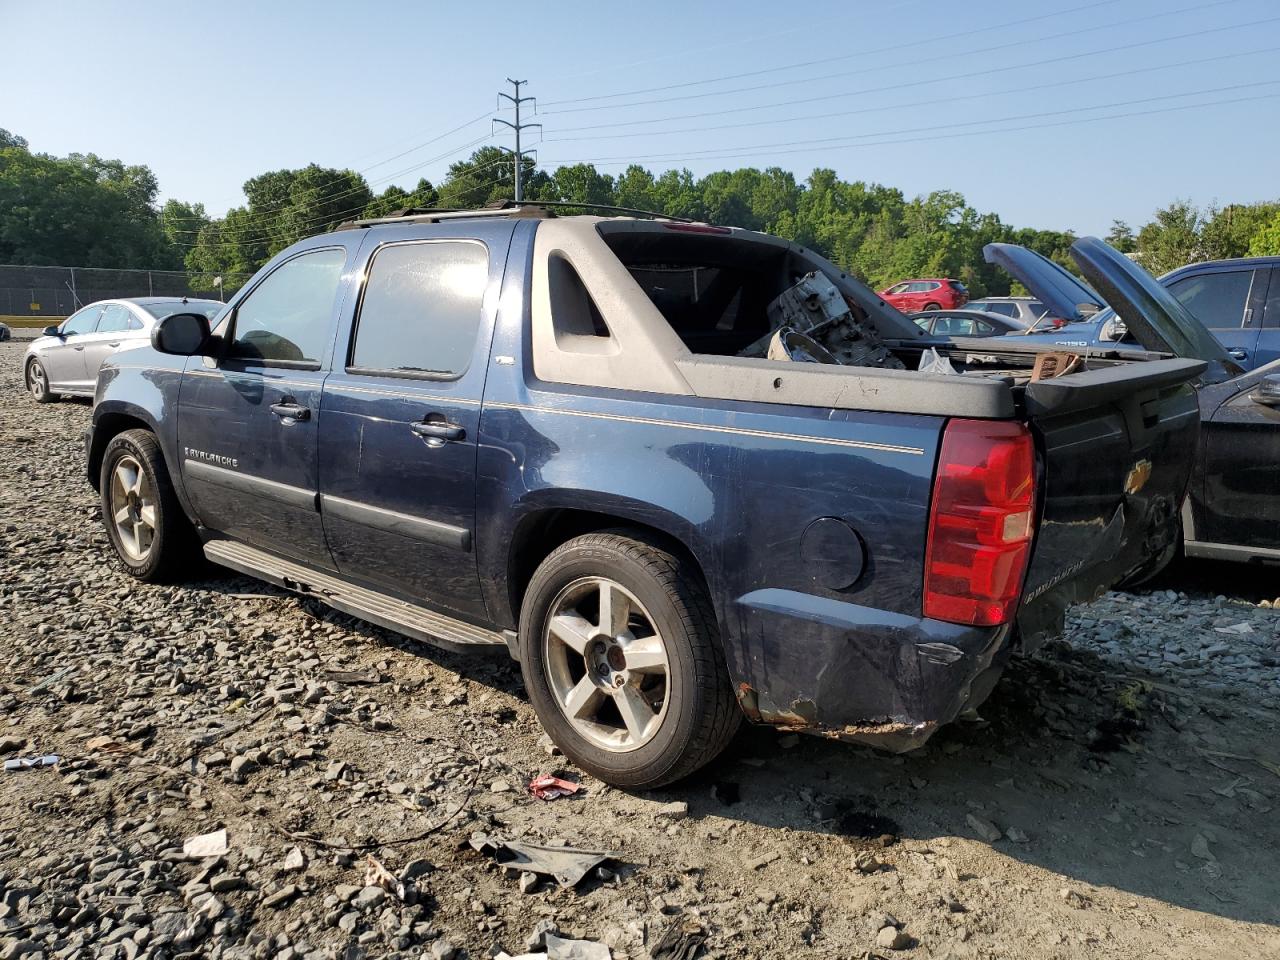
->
546, 45, 1280, 140
540, 2, 1269, 116
542, 80, 1280, 158
540, 0, 1125, 107
540, 89, 1280, 168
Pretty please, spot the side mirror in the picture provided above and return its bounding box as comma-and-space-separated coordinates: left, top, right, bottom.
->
43, 324, 62, 337
151, 312, 211, 356
1099, 317, 1128, 342
1250, 374, 1280, 408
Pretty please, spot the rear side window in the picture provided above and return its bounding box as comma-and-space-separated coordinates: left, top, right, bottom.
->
1167, 270, 1254, 330
982, 302, 1019, 318
350, 240, 488, 379
229, 247, 347, 364
97, 305, 133, 333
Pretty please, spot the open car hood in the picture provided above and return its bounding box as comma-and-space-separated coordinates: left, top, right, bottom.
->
983, 243, 1104, 323
984, 238, 1242, 384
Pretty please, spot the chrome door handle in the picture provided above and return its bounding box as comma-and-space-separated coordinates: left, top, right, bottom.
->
1227, 348, 1248, 360
270, 401, 310, 421
410, 420, 465, 443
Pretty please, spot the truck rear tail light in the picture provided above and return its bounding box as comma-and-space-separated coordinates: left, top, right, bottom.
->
924, 419, 1036, 627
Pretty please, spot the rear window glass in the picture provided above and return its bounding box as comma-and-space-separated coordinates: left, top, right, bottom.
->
141, 301, 223, 321
351, 240, 488, 378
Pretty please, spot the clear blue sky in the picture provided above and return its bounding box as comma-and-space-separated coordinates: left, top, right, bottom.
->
3, 0, 1277, 235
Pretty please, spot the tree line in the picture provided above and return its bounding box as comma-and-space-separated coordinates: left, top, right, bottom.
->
2, 129, 1278, 298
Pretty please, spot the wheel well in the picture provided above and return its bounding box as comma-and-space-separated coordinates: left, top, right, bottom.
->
507, 509, 711, 627
88, 414, 153, 491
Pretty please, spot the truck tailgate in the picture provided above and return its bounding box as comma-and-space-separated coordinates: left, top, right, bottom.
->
1015, 357, 1205, 649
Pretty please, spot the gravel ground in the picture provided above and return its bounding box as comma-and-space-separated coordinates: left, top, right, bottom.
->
2, 338, 1279, 960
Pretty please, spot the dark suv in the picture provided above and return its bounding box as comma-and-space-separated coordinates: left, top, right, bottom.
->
85, 206, 1217, 787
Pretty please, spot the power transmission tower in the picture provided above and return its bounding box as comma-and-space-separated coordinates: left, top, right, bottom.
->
493, 79, 541, 202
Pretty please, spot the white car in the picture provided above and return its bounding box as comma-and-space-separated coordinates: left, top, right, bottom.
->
23, 297, 224, 402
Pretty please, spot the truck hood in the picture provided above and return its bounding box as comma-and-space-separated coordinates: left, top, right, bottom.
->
984, 238, 1243, 384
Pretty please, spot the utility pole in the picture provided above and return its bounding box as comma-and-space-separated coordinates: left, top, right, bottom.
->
493, 79, 541, 202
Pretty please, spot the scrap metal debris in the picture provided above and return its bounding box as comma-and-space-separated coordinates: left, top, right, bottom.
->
739, 271, 905, 369
3, 754, 59, 772
649, 913, 708, 960
469, 832, 617, 889
528, 774, 582, 801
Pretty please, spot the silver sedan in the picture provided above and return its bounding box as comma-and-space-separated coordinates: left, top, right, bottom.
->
23, 297, 223, 402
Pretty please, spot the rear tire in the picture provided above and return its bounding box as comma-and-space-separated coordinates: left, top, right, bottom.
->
519, 531, 740, 789
26, 358, 58, 403
100, 429, 201, 583
923, 302, 942, 311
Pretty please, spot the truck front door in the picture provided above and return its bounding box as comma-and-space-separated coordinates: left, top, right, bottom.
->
318, 222, 512, 620
1167, 266, 1267, 369
176, 241, 359, 570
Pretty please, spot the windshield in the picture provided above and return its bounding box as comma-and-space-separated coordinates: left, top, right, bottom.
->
140, 301, 224, 321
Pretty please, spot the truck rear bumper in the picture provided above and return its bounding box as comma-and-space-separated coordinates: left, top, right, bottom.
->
728, 589, 1011, 752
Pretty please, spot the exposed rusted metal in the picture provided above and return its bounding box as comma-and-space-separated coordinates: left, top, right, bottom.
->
737, 680, 938, 751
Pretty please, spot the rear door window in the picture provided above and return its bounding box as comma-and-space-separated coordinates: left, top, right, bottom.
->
1167, 270, 1255, 330
97, 305, 133, 333
349, 240, 488, 379
228, 247, 347, 365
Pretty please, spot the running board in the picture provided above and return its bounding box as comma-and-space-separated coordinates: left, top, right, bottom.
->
203, 539, 508, 655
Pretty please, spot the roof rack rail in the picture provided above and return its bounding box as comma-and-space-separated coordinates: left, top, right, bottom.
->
341, 198, 698, 230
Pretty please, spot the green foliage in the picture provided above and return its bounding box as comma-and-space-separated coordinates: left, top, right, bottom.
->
1106, 220, 1136, 253
0, 144, 172, 267
4, 132, 1278, 302
1134, 199, 1280, 275
1248, 210, 1280, 256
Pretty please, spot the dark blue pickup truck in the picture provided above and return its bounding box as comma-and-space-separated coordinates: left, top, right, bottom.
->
84, 206, 1219, 787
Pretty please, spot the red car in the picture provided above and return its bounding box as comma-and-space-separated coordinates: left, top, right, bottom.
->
879, 278, 969, 312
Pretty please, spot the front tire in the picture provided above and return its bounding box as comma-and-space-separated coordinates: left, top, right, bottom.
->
519, 531, 740, 789
26, 358, 57, 403
100, 429, 200, 582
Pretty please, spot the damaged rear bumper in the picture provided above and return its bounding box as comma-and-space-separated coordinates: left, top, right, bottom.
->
728, 588, 1013, 752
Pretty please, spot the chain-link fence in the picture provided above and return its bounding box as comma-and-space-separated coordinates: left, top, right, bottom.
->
0, 264, 253, 320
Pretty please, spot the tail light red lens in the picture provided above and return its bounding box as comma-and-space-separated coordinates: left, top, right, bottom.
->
924, 419, 1036, 627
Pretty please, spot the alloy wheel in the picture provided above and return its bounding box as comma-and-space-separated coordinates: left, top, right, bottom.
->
109, 455, 157, 561
542, 576, 671, 752
27, 361, 46, 400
